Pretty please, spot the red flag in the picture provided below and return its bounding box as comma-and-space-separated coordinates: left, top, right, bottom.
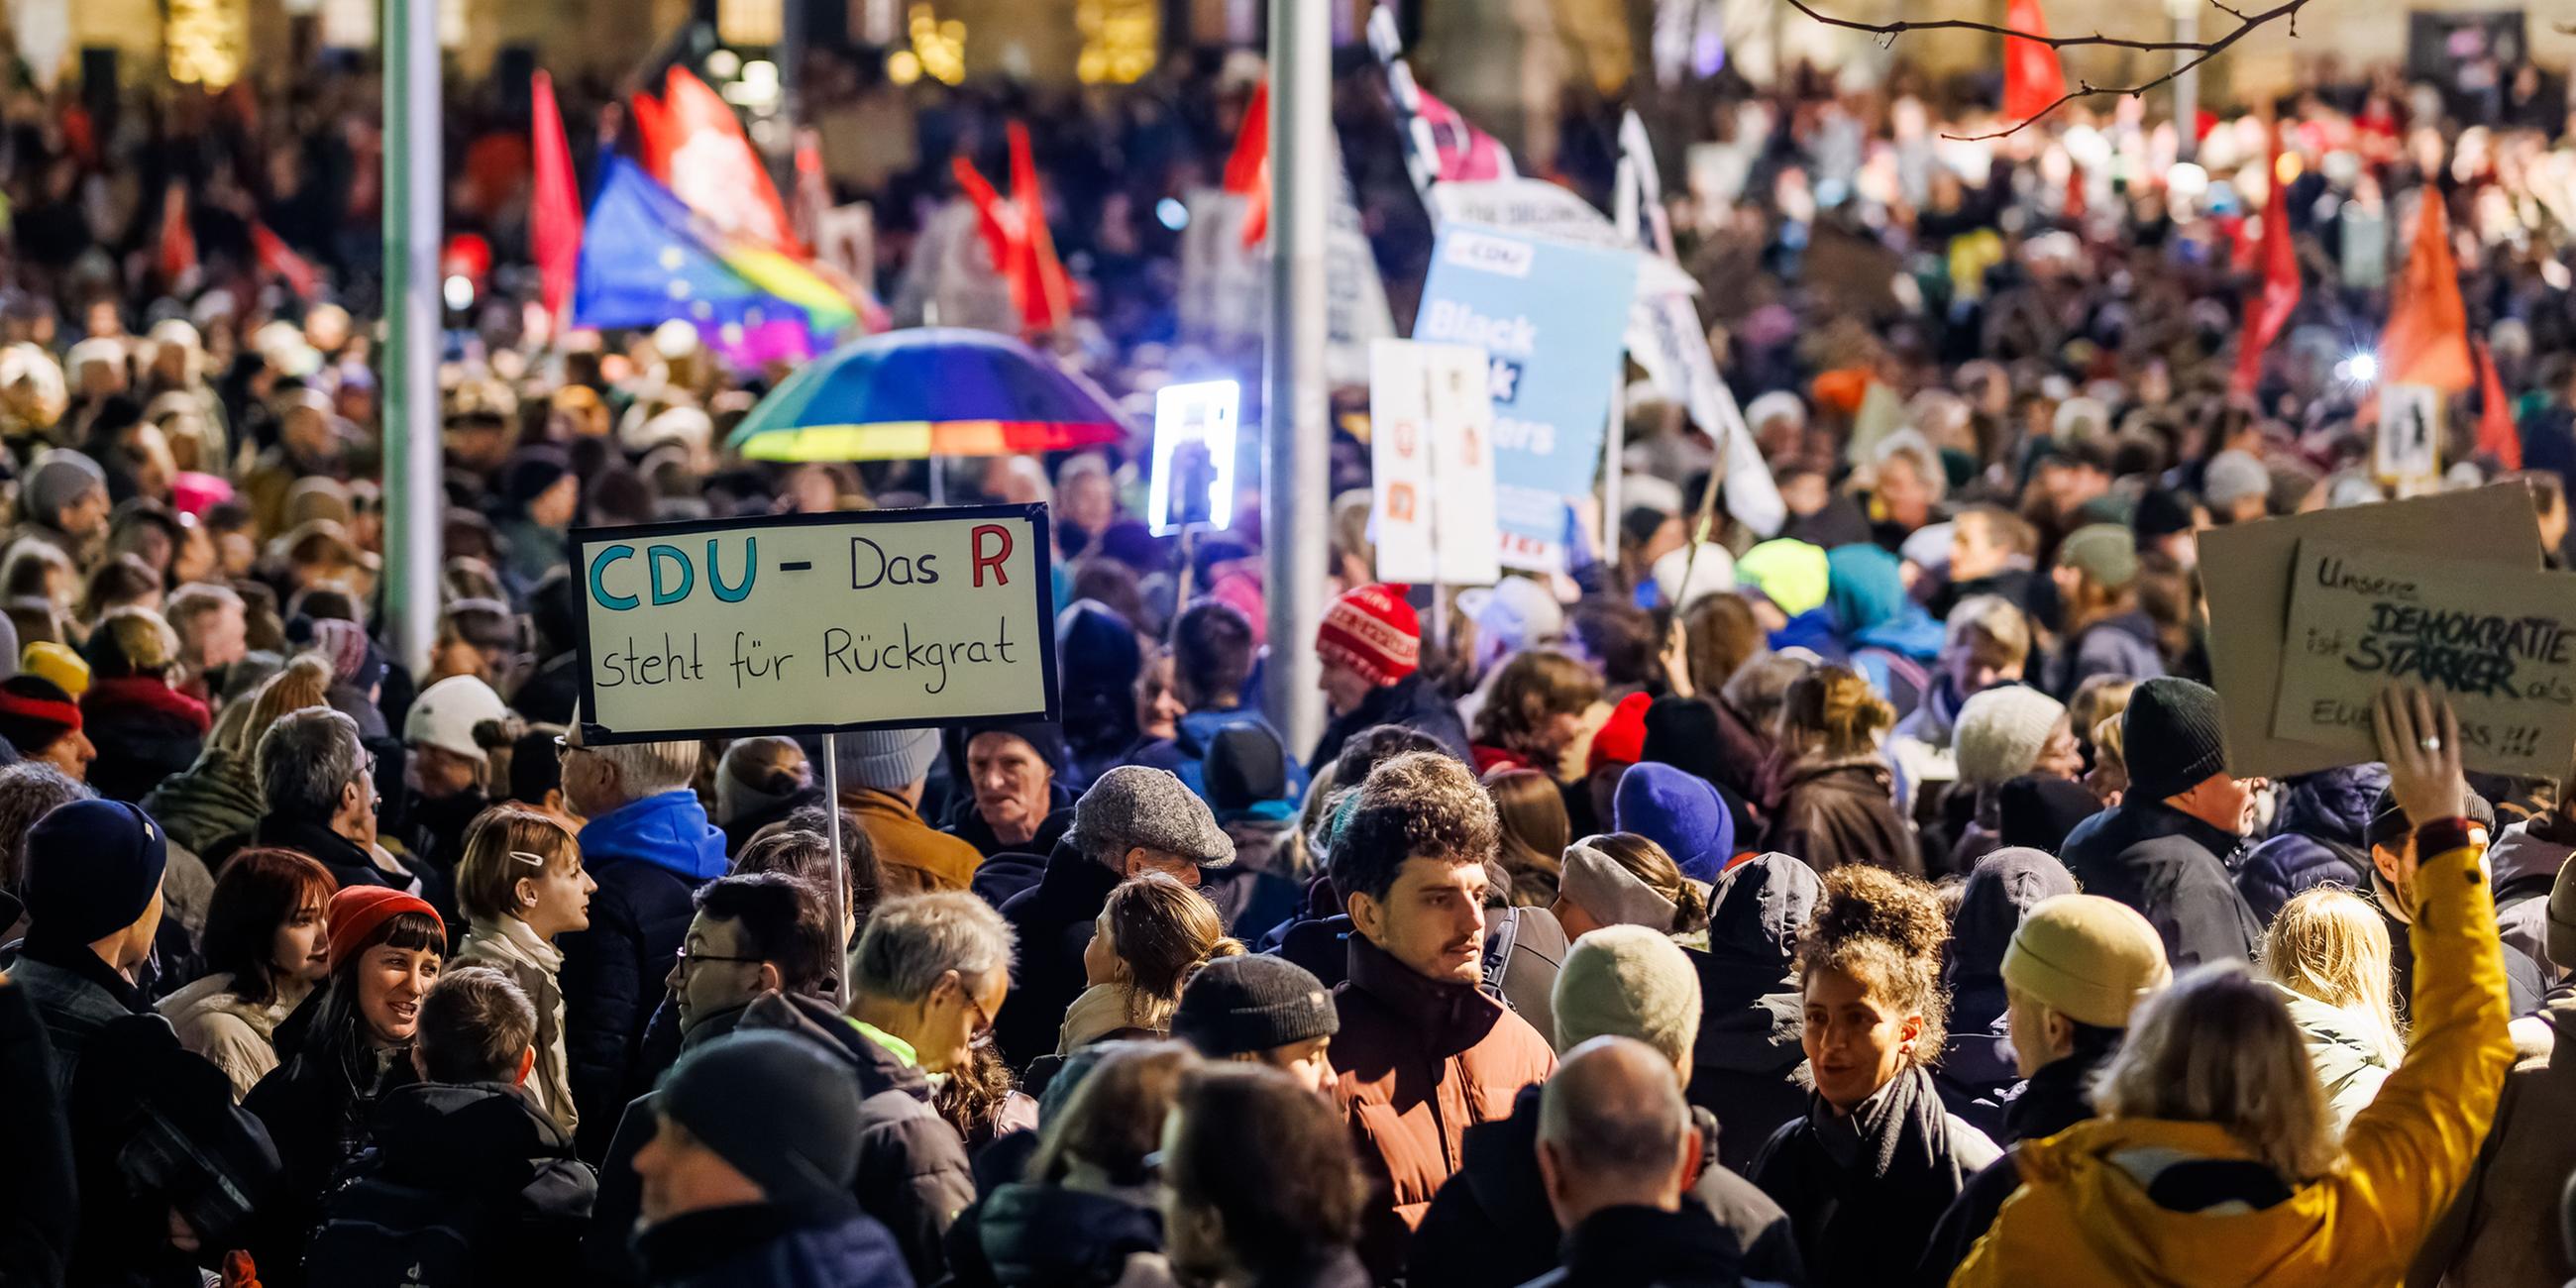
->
2380, 189, 2475, 392
2001, 0, 2068, 123
792, 127, 830, 253
951, 156, 1018, 290
658, 67, 798, 252
1006, 122, 1071, 334
2475, 338, 2521, 470
530, 70, 584, 325
157, 182, 197, 288
2232, 128, 2302, 393
1224, 81, 1270, 248
250, 223, 319, 299
630, 89, 676, 178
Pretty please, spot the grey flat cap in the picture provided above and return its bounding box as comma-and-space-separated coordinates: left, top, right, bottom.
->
1069, 766, 1234, 868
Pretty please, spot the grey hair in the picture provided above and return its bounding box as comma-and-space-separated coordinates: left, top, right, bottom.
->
852, 892, 1017, 1005
164, 583, 245, 649
584, 738, 699, 797
257, 705, 367, 818
0, 761, 93, 891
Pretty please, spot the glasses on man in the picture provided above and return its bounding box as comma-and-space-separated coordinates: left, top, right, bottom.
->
672, 943, 765, 976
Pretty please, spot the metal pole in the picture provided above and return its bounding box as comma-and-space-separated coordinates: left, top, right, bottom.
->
1601, 374, 1627, 568
1263, 0, 1331, 755
822, 731, 850, 1008
382, 0, 442, 677
2172, 0, 2200, 162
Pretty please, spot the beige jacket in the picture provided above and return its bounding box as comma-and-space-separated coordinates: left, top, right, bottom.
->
455, 915, 579, 1136
156, 971, 294, 1101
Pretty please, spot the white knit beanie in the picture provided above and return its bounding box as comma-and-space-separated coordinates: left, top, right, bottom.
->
1551, 925, 1703, 1070
1953, 686, 2067, 788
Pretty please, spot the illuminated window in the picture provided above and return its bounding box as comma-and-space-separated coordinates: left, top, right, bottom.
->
1076, 0, 1155, 83
718, 0, 784, 47
165, 0, 247, 85
907, 3, 964, 84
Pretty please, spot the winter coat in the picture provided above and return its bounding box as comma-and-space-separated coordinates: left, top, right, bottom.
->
735, 991, 977, 1284
1915, 1041, 2115, 1286
1330, 933, 1557, 1281
1936, 849, 2077, 1135
1686, 854, 1822, 1174
846, 786, 985, 895
398, 784, 489, 877
1128, 706, 1309, 808
80, 675, 210, 803
993, 839, 1124, 1073
324, 1080, 596, 1288
973, 1181, 1161, 1287
141, 744, 265, 864
2275, 983, 2396, 1136
1408, 1084, 1803, 1288
244, 1018, 420, 1288
1747, 1065, 2000, 1288
456, 914, 579, 1136
1953, 821, 2517, 1287
635, 1202, 916, 1288
1309, 672, 1473, 775
0, 977, 74, 1288
559, 789, 724, 1159
1763, 758, 1921, 877
10, 941, 279, 1288
585, 1007, 753, 1287
2409, 1001, 2576, 1288
2485, 817, 2575, 986
943, 784, 1076, 861
1515, 1204, 1790, 1288
255, 812, 455, 928
155, 970, 296, 1101
2235, 765, 2386, 926
2059, 799, 2262, 968
2048, 609, 2165, 701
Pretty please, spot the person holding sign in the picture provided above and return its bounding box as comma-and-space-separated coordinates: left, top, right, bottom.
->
1953, 686, 2517, 1288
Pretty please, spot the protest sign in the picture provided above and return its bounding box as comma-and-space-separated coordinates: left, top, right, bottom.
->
1415, 223, 1639, 570
572, 504, 1058, 742
1146, 379, 1238, 536
2377, 382, 2442, 494
2199, 483, 2541, 780
2271, 537, 2576, 777
1369, 338, 1502, 587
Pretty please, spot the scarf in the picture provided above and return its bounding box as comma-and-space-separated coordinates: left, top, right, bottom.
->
1058, 982, 1154, 1054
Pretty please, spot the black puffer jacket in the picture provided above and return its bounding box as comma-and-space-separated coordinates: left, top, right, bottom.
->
991, 839, 1124, 1074
2058, 799, 2261, 968
1687, 854, 1820, 1174
1408, 1084, 1804, 1288
2234, 764, 2386, 925
972, 1182, 1161, 1287
314, 1081, 595, 1288
1933, 849, 2076, 1137
735, 992, 976, 1284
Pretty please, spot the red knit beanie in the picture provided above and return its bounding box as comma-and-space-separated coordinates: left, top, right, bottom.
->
1587, 691, 1653, 778
1316, 584, 1421, 688
326, 885, 443, 973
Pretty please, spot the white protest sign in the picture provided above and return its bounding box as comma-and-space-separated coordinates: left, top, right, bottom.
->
573, 505, 1059, 741
1147, 379, 1238, 536
2271, 536, 2576, 777
2377, 382, 2442, 495
812, 202, 877, 287
1369, 339, 1502, 587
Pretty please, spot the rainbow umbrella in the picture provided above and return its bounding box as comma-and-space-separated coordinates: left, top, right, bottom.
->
727, 327, 1128, 462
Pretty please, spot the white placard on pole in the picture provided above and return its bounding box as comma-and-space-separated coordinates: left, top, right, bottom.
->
1147, 379, 1240, 536
2377, 382, 2442, 497
1370, 338, 1501, 587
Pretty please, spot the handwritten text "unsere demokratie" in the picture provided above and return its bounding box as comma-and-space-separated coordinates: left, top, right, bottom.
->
2312, 558, 2576, 700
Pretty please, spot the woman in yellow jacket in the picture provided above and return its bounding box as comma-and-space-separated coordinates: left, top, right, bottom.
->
1952, 686, 2516, 1287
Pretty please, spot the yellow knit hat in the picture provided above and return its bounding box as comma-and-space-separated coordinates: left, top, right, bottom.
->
21, 641, 89, 699
2000, 894, 2171, 1029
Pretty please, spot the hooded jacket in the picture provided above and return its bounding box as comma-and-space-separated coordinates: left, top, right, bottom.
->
1329, 933, 1557, 1282
141, 744, 265, 866
1914, 1038, 2119, 1286
1408, 1084, 1803, 1288
993, 838, 1125, 1073
315, 1080, 596, 1288
2274, 984, 2396, 1136
1763, 758, 1921, 878
2408, 999, 2576, 1288
734, 991, 976, 1284
560, 789, 725, 1157
1308, 672, 1473, 776
2060, 799, 2263, 969
1686, 854, 1821, 1174
1748, 1064, 2000, 1288
1128, 706, 1309, 810
2235, 765, 2387, 925
1935, 850, 2077, 1135
1953, 823, 2516, 1287
2048, 609, 2165, 702
973, 1180, 1162, 1287
2484, 816, 2575, 984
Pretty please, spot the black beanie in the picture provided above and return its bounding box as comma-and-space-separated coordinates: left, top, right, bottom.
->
1997, 775, 2106, 853
499, 448, 574, 515
2121, 678, 2229, 804
1206, 725, 1290, 815
26, 800, 168, 947
2364, 784, 2495, 852
1171, 954, 1339, 1057
659, 1031, 863, 1219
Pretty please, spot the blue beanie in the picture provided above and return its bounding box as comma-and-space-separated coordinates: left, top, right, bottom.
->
26, 800, 168, 946
1614, 762, 1734, 885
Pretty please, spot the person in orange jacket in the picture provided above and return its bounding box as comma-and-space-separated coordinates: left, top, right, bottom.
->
1951, 685, 2517, 1286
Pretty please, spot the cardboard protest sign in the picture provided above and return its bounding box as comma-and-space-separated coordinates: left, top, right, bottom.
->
2377, 382, 2442, 495
1415, 223, 1639, 571
1369, 338, 1502, 587
2271, 537, 2576, 777
1146, 379, 1238, 536
572, 504, 1058, 742
2199, 483, 2541, 780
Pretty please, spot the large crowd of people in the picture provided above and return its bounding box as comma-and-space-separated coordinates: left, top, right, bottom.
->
0, 24, 2572, 1288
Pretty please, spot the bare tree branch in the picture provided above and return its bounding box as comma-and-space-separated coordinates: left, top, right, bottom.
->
1782, 0, 2324, 141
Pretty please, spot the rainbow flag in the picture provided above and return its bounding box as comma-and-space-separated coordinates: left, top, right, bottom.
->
571, 156, 860, 340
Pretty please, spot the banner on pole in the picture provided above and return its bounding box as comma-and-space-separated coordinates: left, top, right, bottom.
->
1369, 339, 1503, 587
1147, 379, 1239, 536
2377, 382, 2442, 495
1415, 224, 1639, 570
571, 504, 1060, 742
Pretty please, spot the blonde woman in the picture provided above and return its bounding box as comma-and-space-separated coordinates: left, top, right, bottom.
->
1955, 686, 2515, 1286
2265, 887, 2404, 1134
452, 804, 595, 1134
